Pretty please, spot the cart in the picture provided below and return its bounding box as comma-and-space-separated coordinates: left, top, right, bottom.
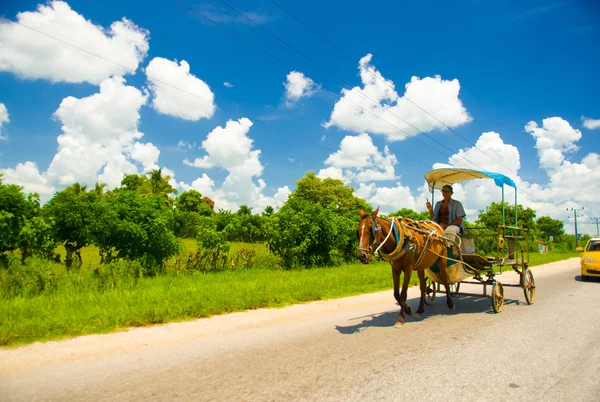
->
423, 168, 536, 313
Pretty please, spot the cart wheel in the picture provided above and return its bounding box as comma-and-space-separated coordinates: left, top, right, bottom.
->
491, 282, 504, 313
523, 268, 535, 305
449, 282, 461, 297
425, 276, 436, 305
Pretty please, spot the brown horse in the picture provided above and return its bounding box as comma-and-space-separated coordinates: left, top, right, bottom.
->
356, 208, 455, 325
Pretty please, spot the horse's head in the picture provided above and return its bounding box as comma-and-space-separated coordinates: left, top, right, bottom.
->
356, 207, 380, 264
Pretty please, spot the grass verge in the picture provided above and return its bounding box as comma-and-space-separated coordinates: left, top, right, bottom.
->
0, 252, 576, 347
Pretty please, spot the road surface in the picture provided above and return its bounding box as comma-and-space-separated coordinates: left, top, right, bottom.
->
2, 258, 599, 401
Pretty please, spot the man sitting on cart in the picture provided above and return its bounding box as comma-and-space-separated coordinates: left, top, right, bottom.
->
425, 184, 466, 254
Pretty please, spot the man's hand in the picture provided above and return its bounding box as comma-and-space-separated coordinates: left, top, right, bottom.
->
425, 201, 432, 211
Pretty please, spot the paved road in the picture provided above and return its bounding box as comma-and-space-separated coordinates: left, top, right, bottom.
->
2, 258, 599, 401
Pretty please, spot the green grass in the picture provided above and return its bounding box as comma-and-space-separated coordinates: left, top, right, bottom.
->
0, 260, 400, 347
0, 250, 577, 348
52, 239, 268, 267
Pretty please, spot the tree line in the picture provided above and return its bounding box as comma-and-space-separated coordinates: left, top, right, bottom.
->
0, 170, 581, 272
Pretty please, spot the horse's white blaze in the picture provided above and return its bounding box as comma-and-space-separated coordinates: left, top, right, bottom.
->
358, 219, 368, 251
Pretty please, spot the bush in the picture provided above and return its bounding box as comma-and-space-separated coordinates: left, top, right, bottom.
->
265, 198, 357, 268
0, 255, 67, 298
93, 260, 144, 292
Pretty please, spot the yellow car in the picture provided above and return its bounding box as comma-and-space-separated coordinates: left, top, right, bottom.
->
578, 237, 600, 280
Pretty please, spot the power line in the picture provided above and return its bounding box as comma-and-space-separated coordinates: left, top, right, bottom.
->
7, 6, 583, 210
4, 17, 431, 192
90, 0, 580, 206
214, 0, 485, 168
169, 0, 487, 171
267, 0, 524, 179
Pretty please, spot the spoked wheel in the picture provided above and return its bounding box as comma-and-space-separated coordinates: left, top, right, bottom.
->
522, 268, 535, 305
491, 282, 504, 313
449, 282, 461, 297
425, 276, 436, 305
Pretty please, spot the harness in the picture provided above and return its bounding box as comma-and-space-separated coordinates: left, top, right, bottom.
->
361, 216, 448, 264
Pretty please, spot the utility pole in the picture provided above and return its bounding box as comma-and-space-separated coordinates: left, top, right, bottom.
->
592, 217, 600, 237
567, 207, 585, 248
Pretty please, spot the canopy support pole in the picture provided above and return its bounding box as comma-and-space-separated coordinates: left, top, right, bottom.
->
502, 185, 505, 226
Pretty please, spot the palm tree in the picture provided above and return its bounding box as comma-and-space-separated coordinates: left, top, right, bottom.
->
93, 182, 107, 196
66, 182, 88, 195
138, 168, 178, 201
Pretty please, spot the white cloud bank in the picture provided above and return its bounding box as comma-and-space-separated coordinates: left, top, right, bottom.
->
325, 54, 472, 141
0, 103, 9, 140
0, 1, 149, 84
183, 118, 290, 211
0, 77, 159, 201
319, 114, 598, 235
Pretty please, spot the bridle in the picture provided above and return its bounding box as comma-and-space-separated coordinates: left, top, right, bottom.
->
358, 215, 382, 256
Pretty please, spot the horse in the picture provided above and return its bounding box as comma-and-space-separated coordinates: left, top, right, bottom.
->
356, 207, 455, 325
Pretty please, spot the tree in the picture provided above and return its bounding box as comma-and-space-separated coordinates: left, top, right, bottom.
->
389, 208, 430, 221
476, 202, 536, 231
175, 189, 213, 216
65, 182, 88, 195
94, 190, 180, 271
237, 204, 252, 216
44, 190, 100, 268
265, 197, 356, 268
18, 216, 57, 262
137, 169, 178, 201
93, 182, 107, 197
0, 176, 36, 254
291, 172, 371, 217
263, 206, 274, 217
536, 216, 564, 240
121, 174, 145, 191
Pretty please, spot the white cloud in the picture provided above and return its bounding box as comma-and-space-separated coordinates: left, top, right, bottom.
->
284, 71, 318, 106
182, 118, 289, 211
525, 117, 581, 171
177, 140, 196, 150
317, 133, 397, 183
0, 76, 160, 202
0, 1, 149, 84
325, 54, 472, 141
355, 182, 418, 213
582, 116, 600, 130
145, 57, 215, 121
0, 103, 9, 140
0, 162, 55, 199
224, 82, 234, 88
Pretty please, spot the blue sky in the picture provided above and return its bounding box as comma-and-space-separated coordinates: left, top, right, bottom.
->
0, 0, 599, 234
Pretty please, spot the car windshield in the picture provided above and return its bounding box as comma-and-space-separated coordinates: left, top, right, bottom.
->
586, 240, 600, 252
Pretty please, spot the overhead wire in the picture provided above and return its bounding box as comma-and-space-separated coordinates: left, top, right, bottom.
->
192, 0, 483, 170
3, 16, 432, 193
267, 0, 525, 180
7, 3, 583, 210
260, 0, 583, 209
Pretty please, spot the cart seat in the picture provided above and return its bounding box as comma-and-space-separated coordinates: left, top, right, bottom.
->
459, 236, 475, 254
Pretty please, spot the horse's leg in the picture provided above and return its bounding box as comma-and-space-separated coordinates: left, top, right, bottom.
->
395, 265, 413, 326
415, 270, 427, 317
437, 253, 455, 311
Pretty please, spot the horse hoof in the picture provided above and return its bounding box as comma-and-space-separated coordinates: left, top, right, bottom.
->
395, 316, 405, 327
449, 305, 456, 312
413, 312, 421, 319
405, 306, 413, 316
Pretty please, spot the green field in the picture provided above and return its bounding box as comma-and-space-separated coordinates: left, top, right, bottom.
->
0, 246, 577, 347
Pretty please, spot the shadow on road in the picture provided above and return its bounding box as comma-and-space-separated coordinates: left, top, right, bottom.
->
335, 293, 525, 335
575, 275, 600, 282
